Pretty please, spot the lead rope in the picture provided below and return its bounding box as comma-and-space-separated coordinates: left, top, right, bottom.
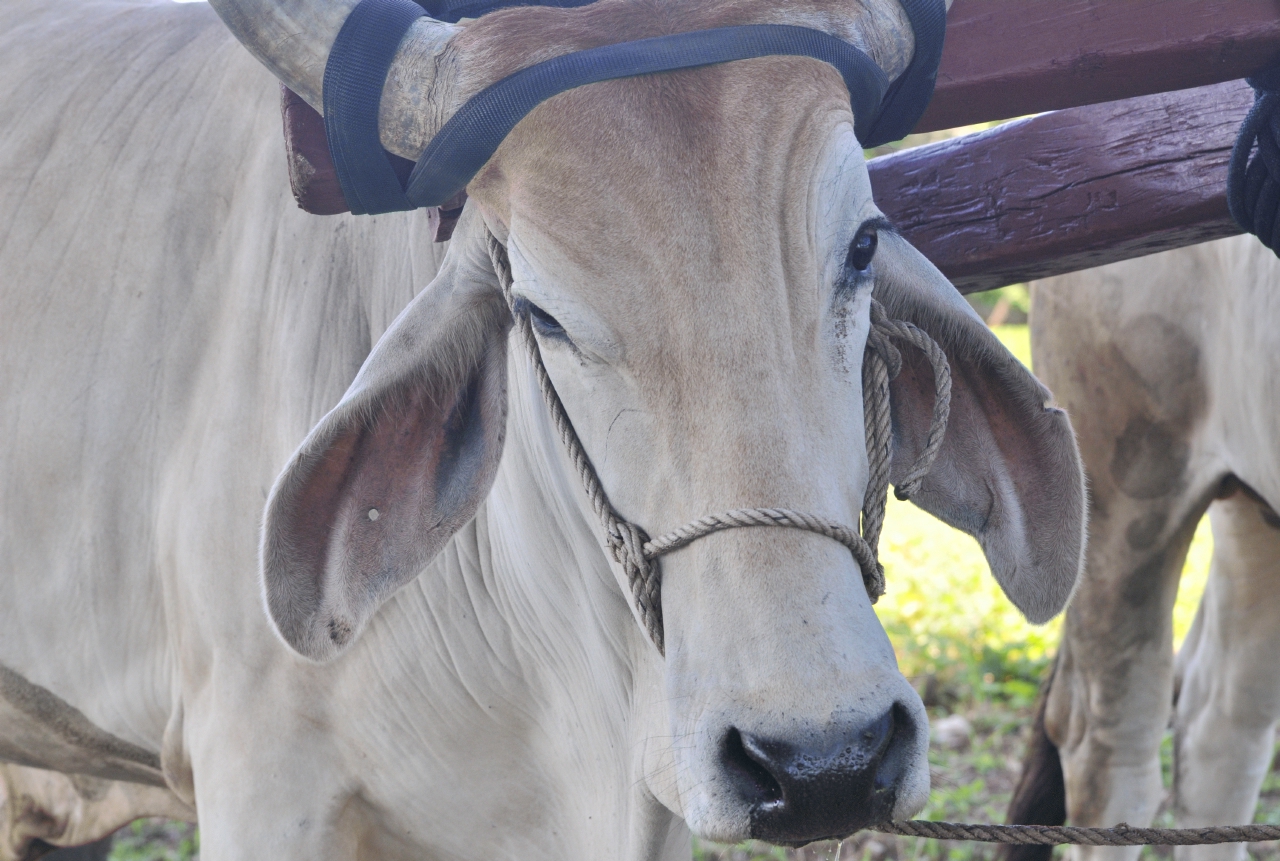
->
487, 232, 951, 655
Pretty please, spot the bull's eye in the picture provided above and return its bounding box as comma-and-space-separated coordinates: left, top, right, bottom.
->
847, 226, 878, 272
524, 301, 566, 339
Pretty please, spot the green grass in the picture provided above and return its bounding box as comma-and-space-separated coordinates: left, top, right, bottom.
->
108, 820, 198, 861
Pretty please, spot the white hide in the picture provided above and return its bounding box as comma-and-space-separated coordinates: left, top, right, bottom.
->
1033, 234, 1280, 861
0, 0, 1082, 857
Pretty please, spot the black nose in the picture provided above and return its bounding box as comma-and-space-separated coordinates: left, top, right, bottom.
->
720, 703, 912, 845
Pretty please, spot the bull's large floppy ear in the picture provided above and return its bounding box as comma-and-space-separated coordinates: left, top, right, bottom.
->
875, 233, 1086, 623
261, 212, 510, 662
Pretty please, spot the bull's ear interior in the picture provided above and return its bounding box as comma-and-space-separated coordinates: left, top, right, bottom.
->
875, 234, 1086, 623
261, 217, 510, 662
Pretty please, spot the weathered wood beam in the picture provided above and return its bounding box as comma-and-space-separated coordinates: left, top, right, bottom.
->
870, 81, 1252, 294
919, 0, 1280, 133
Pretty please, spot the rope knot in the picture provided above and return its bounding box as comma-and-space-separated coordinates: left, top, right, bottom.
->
859, 299, 952, 581
866, 300, 904, 379
1228, 65, 1280, 255
607, 519, 665, 654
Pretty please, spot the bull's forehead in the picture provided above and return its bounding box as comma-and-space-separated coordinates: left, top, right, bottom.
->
469, 58, 878, 370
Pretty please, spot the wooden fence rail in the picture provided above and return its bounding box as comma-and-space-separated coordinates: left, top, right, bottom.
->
872, 80, 1253, 293
921, 0, 1280, 132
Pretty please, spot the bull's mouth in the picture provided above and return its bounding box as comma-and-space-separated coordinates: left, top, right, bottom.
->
756, 787, 897, 847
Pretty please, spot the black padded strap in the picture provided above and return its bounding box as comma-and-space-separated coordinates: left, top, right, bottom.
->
864, 0, 946, 147
321, 0, 947, 215
1228, 66, 1280, 256
323, 0, 425, 214
418, 0, 597, 24
406, 24, 888, 207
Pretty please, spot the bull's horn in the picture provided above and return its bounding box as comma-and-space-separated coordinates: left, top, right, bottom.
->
206, 0, 458, 161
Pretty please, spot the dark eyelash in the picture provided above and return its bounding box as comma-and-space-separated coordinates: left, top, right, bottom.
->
515, 298, 568, 340
529, 304, 562, 333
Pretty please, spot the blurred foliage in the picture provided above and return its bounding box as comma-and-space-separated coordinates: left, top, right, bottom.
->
966, 285, 1030, 326
108, 820, 197, 861
988, 325, 1029, 370
863, 122, 1008, 161
984, 285, 1031, 318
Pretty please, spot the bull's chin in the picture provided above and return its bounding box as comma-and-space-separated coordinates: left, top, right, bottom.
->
682, 784, 905, 848
680, 796, 752, 847
754, 786, 897, 847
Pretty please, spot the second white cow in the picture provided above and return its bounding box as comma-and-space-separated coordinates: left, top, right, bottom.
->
1009, 233, 1280, 861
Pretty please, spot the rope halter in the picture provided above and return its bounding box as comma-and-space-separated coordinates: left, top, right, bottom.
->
486, 232, 952, 655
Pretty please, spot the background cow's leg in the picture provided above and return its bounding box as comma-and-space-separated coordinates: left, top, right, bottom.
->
1171, 491, 1280, 861
26, 835, 113, 861
0, 764, 190, 861
1044, 492, 1204, 861
1002, 661, 1066, 861
1012, 263, 1218, 861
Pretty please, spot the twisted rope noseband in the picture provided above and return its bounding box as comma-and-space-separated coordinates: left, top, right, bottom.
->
486, 233, 951, 654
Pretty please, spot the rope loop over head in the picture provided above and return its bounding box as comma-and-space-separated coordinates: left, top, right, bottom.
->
484, 232, 952, 654
1228, 65, 1280, 256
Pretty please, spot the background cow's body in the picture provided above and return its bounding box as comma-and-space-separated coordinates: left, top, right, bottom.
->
1013, 234, 1280, 861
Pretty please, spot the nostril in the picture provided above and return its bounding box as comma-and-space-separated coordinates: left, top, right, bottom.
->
721, 727, 784, 806
726, 706, 911, 845
874, 702, 913, 791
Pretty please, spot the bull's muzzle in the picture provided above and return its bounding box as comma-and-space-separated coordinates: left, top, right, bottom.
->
720, 703, 914, 845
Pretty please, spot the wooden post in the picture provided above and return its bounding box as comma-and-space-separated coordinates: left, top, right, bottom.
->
871, 81, 1253, 293
921, 0, 1280, 132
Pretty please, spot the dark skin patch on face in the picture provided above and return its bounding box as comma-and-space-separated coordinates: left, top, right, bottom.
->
328, 617, 353, 646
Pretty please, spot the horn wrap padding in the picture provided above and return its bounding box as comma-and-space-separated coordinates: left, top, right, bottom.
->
320, 0, 946, 216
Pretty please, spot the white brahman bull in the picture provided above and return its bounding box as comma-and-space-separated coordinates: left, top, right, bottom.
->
1007, 234, 1280, 861
0, 0, 1086, 857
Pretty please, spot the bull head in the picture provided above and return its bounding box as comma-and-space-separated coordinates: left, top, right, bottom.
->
217, 0, 1086, 847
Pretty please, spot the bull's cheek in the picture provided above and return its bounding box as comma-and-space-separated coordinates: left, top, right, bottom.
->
639, 719, 685, 821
